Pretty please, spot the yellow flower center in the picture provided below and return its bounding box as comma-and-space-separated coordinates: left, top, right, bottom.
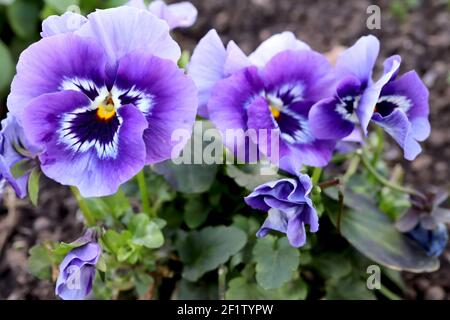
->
96, 96, 116, 121
270, 105, 281, 120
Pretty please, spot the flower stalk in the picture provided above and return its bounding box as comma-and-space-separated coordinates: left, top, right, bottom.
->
70, 186, 96, 227
136, 170, 152, 217
359, 151, 426, 200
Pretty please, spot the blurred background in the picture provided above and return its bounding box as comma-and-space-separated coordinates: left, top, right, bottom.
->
0, 0, 449, 299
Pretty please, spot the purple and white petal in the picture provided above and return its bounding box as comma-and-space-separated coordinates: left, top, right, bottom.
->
8, 34, 106, 123
309, 97, 355, 140
372, 109, 421, 161
208, 66, 264, 161
335, 35, 380, 86
41, 12, 88, 37
246, 96, 281, 164
256, 208, 289, 238
188, 29, 228, 118
262, 50, 335, 102
224, 40, 252, 75
358, 55, 401, 134
22, 91, 148, 197
114, 51, 198, 164
148, 0, 198, 29
56, 265, 96, 300
76, 7, 180, 74
378, 70, 430, 141
249, 31, 310, 67
287, 211, 308, 247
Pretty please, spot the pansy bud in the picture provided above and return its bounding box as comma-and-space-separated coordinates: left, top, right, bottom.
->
55, 229, 101, 300
0, 113, 40, 198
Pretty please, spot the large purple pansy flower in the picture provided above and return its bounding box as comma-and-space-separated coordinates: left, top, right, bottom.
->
56, 230, 101, 300
8, 7, 197, 197
189, 30, 335, 172
309, 35, 391, 139
0, 113, 40, 198
309, 35, 429, 160
245, 173, 318, 248
189, 30, 310, 118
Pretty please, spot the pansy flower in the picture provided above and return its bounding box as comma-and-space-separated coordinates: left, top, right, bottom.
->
56, 229, 101, 300
7, 7, 197, 197
244, 173, 318, 247
309, 35, 429, 160
189, 30, 336, 173
370, 59, 429, 160
0, 113, 40, 198
127, 0, 198, 30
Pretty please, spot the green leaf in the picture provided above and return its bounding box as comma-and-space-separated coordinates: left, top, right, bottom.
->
314, 253, 352, 280
153, 121, 218, 194
7, 0, 40, 39
85, 190, 131, 220
129, 213, 164, 249
177, 226, 247, 281
225, 277, 266, 300
252, 236, 300, 290
134, 272, 154, 297
97, 254, 107, 273
11, 159, 34, 179
52, 241, 81, 258
183, 196, 210, 229
176, 279, 218, 300
0, 39, 14, 94
44, 0, 79, 13
226, 276, 308, 300
325, 274, 376, 300
28, 245, 52, 280
226, 163, 281, 191
325, 188, 439, 273
27, 167, 41, 206
101, 229, 131, 254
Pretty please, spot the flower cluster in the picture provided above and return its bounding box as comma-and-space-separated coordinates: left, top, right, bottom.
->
189, 29, 430, 247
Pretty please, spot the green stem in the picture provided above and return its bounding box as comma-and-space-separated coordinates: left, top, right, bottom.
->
372, 126, 385, 165
379, 285, 402, 300
136, 170, 152, 217
342, 155, 360, 184
70, 186, 96, 226
218, 265, 227, 300
311, 167, 323, 185
360, 152, 425, 200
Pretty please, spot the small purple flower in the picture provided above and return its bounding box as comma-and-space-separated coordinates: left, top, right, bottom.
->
396, 191, 450, 232
371, 59, 429, 161
396, 191, 449, 257
0, 113, 40, 198
244, 173, 318, 248
8, 7, 197, 197
407, 223, 448, 257
309, 35, 429, 161
189, 30, 336, 173
56, 230, 102, 300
